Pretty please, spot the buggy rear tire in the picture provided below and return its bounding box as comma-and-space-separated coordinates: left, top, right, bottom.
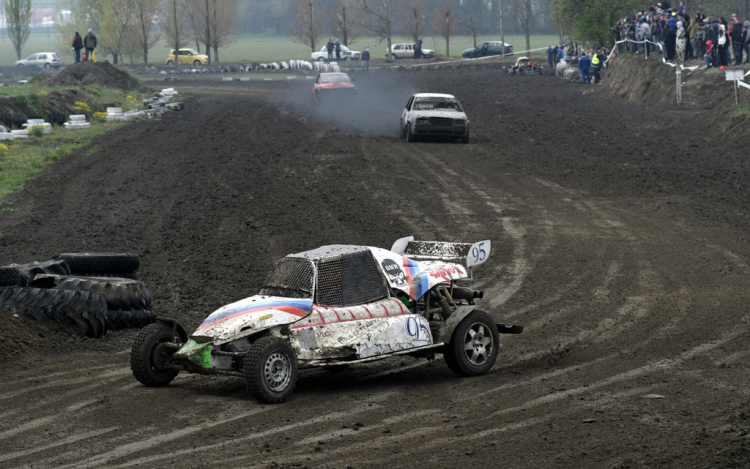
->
443, 310, 499, 376
130, 322, 180, 386
244, 336, 298, 403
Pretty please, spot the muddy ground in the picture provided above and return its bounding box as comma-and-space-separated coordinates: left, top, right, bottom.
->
1, 60, 750, 468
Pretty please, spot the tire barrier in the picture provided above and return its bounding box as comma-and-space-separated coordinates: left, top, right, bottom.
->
0, 287, 108, 338
30, 275, 152, 311
0, 266, 21, 287
56, 252, 140, 274
137, 60, 316, 77
10, 259, 72, 287
0, 252, 154, 336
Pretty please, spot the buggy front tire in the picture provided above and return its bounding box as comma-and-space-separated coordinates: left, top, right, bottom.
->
131, 322, 180, 386
444, 310, 499, 376
244, 336, 298, 403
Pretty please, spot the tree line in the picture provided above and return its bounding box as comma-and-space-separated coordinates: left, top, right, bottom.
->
2, 0, 238, 64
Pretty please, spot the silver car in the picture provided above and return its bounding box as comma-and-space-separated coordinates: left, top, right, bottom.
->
15, 52, 63, 69
386, 43, 436, 59
311, 44, 361, 61
401, 93, 470, 144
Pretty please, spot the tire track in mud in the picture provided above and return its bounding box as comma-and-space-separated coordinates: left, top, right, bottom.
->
77, 392, 397, 469
214, 318, 750, 469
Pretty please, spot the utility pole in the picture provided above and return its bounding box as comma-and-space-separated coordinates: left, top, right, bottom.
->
500, 0, 504, 57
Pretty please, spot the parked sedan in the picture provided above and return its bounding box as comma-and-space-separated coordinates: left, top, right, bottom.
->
311, 44, 361, 61
14, 52, 63, 69
401, 93, 470, 143
462, 41, 514, 58
386, 43, 435, 59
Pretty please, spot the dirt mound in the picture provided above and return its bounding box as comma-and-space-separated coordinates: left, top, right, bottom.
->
604, 54, 748, 109
38, 61, 145, 91
0, 89, 102, 127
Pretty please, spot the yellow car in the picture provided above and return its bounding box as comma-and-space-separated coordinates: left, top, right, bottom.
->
166, 49, 208, 66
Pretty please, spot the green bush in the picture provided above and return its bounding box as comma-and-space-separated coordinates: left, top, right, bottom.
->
16, 93, 47, 120
29, 125, 45, 138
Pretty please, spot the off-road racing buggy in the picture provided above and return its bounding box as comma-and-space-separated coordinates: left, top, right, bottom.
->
131, 238, 523, 403
509, 57, 543, 75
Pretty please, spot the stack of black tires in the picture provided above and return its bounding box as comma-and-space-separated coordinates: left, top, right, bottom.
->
0, 253, 155, 338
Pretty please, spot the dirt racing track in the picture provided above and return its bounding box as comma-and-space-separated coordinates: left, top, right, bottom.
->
1, 62, 750, 468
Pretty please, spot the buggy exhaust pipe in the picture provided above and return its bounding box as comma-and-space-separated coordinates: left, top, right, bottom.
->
451, 287, 483, 302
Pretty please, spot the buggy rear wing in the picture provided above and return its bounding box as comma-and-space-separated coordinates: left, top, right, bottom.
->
390, 236, 491, 268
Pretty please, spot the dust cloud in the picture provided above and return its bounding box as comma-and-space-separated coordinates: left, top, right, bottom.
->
281, 69, 420, 137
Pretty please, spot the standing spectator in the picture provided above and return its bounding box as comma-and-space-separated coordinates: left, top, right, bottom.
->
547, 45, 555, 69
84, 28, 97, 61
361, 47, 370, 71
676, 21, 686, 61
613, 23, 623, 53
688, 17, 700, 58
717, 24, 729, 69
657, 14, 668, 59
679, 1, 688, 18
557, 44, 565, 63
591, 50, 602, 83
414, 39, 423, 59
334, 39, 341, 60
579, 53, 591, 84
743, 21, 750, 63
326, 39, 334, 60
703, 39, 714, 67
72, 32, 83, 63
729, 15, 743, 64
665, 20, 676, 60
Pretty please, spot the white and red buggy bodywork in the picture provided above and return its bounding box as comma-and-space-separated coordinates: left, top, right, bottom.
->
130, 238, 522, 403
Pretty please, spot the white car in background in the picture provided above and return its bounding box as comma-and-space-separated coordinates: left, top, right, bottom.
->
401, 93, 470, 144
386, 43, 436, 59
15, 52, 63, 69
311, 44, 361, 61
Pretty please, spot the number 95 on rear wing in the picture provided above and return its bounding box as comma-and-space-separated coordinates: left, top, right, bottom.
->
390, 237, 491, 277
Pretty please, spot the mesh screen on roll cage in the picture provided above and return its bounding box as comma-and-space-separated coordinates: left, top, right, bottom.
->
261, 257, 314, 295
315, 251, 388, 307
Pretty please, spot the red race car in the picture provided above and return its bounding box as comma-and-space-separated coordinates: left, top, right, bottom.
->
312, 72, 356, 102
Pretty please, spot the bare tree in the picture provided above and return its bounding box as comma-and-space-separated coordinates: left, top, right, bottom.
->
458, 4, 481, 47
161, 0, 187, 65
97, 0, 136, 64
3, 0, 32, 60
287, 0, 323, 52
326, 0, 362, 46
401, 0, 426, 41
517, 0, 532, 54
431, 0, 456, 57
209, 0, 238, 63
356, 0, 396, 60
132, 0, 162, 64
185, 0, 210, 61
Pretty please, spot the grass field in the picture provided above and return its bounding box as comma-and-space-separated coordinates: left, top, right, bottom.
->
0, 83, 151, 203
0, 32, 561, 67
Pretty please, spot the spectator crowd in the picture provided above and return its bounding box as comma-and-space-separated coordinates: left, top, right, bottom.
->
613, 1, 750, 70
